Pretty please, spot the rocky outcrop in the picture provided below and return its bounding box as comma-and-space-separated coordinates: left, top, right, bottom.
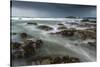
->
22, 41, 36, 58
37, 25, 53, 31
60, 30, 75, 36
49, 28, 76, 37
30, 55, 80, 64
76, 30, 96, 40
11, 38, 44, 59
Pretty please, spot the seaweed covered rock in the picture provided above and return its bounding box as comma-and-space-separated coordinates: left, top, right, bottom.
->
23, 41, 36, 57
22, 39, 43, 58
27, 22, 38, 25
37, 25, 53, 31
76, 30, 96, 40
59, 30, 75, 36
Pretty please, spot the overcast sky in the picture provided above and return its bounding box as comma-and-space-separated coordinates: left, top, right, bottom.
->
11, 1, 96, 18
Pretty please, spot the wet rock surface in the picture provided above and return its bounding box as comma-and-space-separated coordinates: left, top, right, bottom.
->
76, 30, 96, 40
27, 22, 38, 25
20, 32, 28, 39
57, 23, 64, 26
88, 41, 96, 48
29, 55, 81, 65
57, 26, 67, 30
37, 25, 53, 31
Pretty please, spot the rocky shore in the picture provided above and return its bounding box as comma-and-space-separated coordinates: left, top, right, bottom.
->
11, 18, 96, 66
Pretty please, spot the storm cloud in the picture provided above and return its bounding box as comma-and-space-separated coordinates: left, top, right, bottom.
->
11, 1, 96, 18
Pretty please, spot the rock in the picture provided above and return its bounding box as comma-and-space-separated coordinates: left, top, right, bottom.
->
35, 39, 43, 49
51, 57, 62, 64
12, 51, 24, 59
62, 56, 70, 63
57, 23, 64, 26
57, 26, 67, 30
37, 25, 53, 31
40, 59, 51, 64
59, 30, 75, 36
70, 22, 79, 25
20, 32, 28, 39
11, 42, 22, 49
76, 30, 96, 40
49, 29, 76, 36
23, 41, 36, 57
69, 57, 80, 63
11, 32, 17, 35
29, 55, 81, 64
88, 42, 96, 48
27, 22, 37, 25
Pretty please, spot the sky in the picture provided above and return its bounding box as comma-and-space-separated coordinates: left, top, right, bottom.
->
11, 1, 96, 18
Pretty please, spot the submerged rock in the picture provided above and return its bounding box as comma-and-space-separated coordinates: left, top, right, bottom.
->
88, 41, 96, 48
57, 26, 67, 30
20, 32, 28, 39
11, 32, 17, 35
57, 23, 64, 26
27, 22, 37, 25
37, 25, 53, 31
